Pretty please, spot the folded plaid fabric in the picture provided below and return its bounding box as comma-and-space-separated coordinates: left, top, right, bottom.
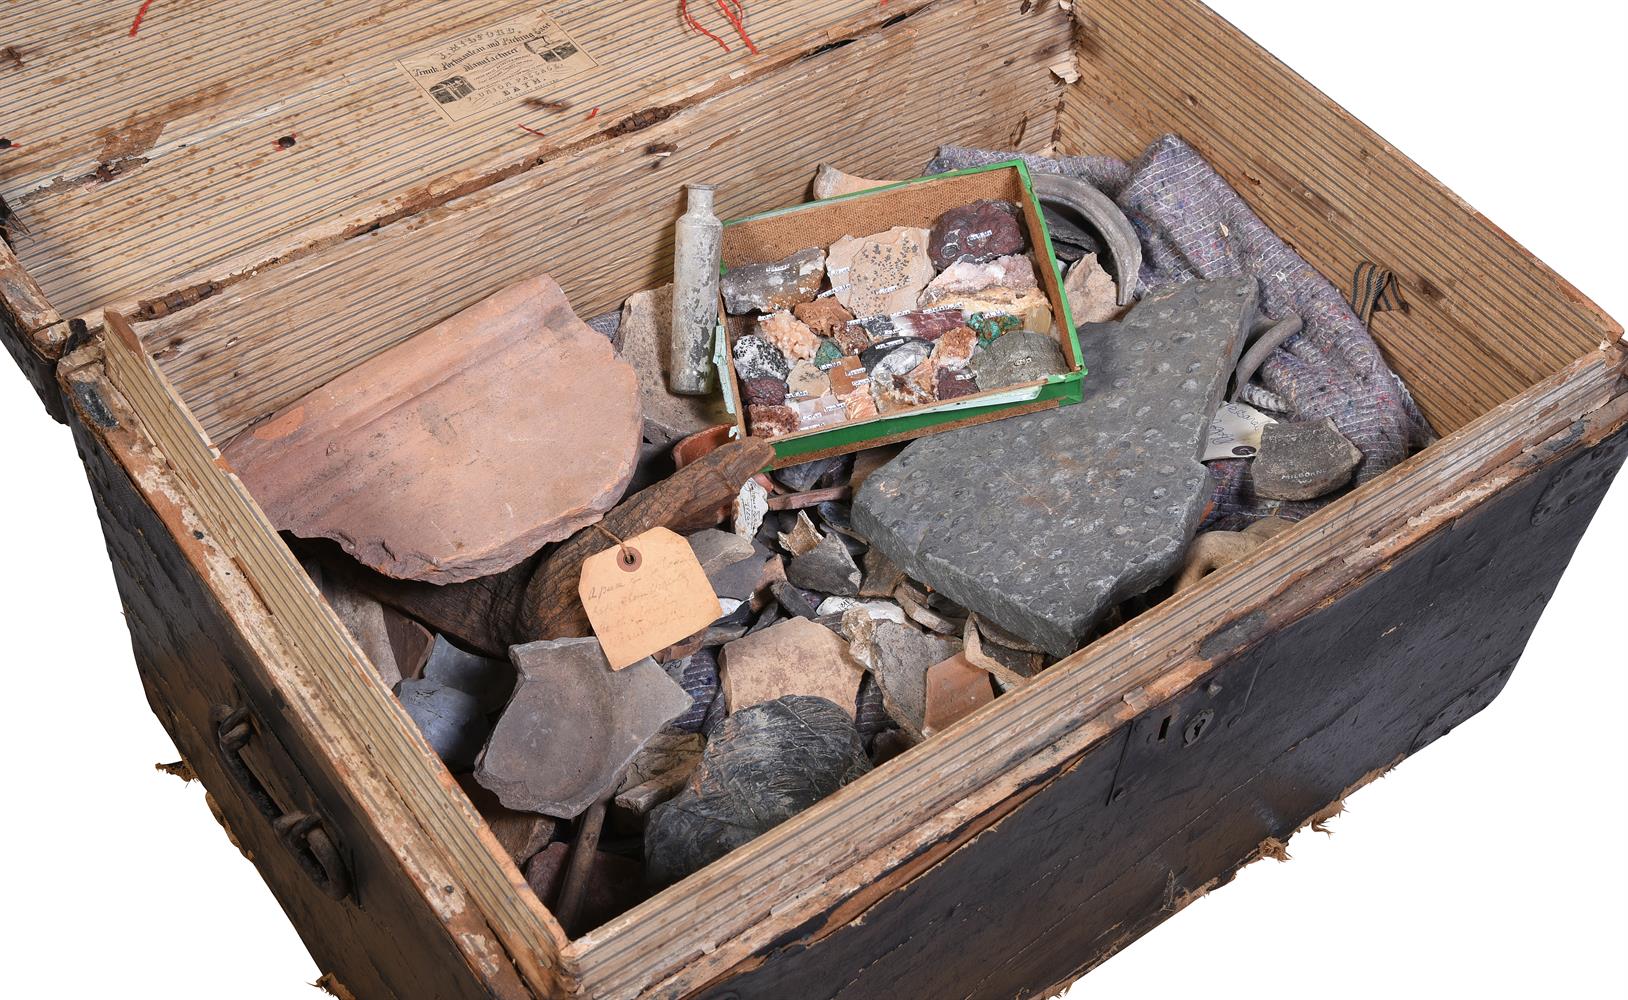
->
928, 136, 1434, 529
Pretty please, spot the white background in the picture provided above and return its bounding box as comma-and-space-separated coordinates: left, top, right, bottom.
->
0, 2, 1622, 997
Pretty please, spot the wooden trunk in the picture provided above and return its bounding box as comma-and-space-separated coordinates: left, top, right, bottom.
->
3, 2, 1624, 997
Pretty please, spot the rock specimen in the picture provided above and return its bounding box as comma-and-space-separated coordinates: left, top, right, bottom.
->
827, 227, 936, 319
457, 775, 556, 867
1174, 516, 1295, 592
854, 309, 970, 344
794, 298, 856, 338
968, 329, 1070, 388
617, 285, 732, 445
223, 274, 642, 584
422, 635, 514, 713
929, 326, 977, 371
919, 254, 1037, 305
854, 277, 1258, 657
813, 338, 845, 369
1064, 253, 1121, 325
759, 310, 821, 363
872, 373, 935, 413
928, 200, 1027, 269
1252, 418, 1364, 501
395, 679, 488, 771
812, 163, 897, 199
787, 532, 862, 596
303, 557, 433, 687
476, 638, 691, 817
614, 730, 705, 816
777, 511, 823, 556
831, 323, 874, 357
720, 248, 825, 314
720, 616, 865, 716
732, 333, 792, 381
792, 394, 845, 431
863, 622, 963, 741
644, 696, 871, 886
921, 653, 996, 737
775, 455, 847, 492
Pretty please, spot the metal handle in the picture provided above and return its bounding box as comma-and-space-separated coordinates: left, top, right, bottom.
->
213, 705, 353, 901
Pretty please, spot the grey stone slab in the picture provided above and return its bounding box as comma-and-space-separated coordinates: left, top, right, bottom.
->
1252, 417, 1363, 501
853, 277, 1257, 658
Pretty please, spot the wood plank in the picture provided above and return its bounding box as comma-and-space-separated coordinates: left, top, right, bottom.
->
129, 0, 1073, 441
1055, 0, 1622, 435
1, 0, 938, 327
689, 420, 1628, 997
69, 315, 575, 995
566, 346, 1628, 998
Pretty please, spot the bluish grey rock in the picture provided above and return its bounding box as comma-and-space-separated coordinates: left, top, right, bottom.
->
852, 277, 1258, 657
395, 679, 489, 771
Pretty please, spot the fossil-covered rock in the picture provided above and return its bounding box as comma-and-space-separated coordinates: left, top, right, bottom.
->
827, 227, 935, 319
644, 696, 871, 886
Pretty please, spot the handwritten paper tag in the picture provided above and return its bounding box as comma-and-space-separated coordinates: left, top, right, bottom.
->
579, 527, 722, 669
1203, 402, 1277, 462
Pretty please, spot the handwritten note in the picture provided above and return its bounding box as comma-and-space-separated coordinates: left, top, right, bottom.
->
579, 527, 722, 669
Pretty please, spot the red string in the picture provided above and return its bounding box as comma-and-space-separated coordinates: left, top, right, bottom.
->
129, 0, 156, 37
679, 0, 732, 53
585, 106, 599, 121
716, 0, 759, 55
517, 123, 548, 138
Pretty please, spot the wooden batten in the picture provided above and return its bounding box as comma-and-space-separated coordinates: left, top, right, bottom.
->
1055, 0, 1621, 435
0, 0, 951, 329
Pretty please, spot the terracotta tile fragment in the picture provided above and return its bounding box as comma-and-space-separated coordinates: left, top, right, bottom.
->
720, 618, 865, 717
223, 275, 641, 584
921, 653, 996, 737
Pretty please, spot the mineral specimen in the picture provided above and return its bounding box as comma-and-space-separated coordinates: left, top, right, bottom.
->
719, 247, 826, 314
644, 696, 871, 886
827, 227, 935, 319
793, 394, 846, 431
926, 286, 1053, 334
1063, 252, 1121, 325
968, 329, 1070, 388
748, 404, 799, 439
831, 323, 874, 356
759, 310, 822, 363
869, 339, 932, 382
742, 377, 787, 407
935, 367, 980, 400
795, 297, 857, 338
813, 337, 844, 369
929, 325, 978, 371
928, 199, 1027, 269
919, 254, 1037, 304
872, 372, 935, 413
785, 360, 831, 400
853, 277, 1258, 657
733, 333, 791, 381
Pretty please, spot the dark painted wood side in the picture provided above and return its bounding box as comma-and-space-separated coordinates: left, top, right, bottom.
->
63, 382, 512, 1000
695, 424, 1628, 1000
1, 307, 65, 422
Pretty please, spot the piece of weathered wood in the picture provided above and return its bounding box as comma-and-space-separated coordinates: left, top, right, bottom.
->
517, 439, 774, 642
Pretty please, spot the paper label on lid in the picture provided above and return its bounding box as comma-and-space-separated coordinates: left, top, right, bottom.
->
396, 11, 597, 123
579, 527, 722, 669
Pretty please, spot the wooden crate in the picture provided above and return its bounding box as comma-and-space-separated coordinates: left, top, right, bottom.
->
2, 2, 1624, 997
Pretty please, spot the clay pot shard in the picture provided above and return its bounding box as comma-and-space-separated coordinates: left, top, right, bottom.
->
1029, 173, 1142, 306
222, 274, 643, 584
1174, 516, 1296, 593
474, 638, 691, 818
